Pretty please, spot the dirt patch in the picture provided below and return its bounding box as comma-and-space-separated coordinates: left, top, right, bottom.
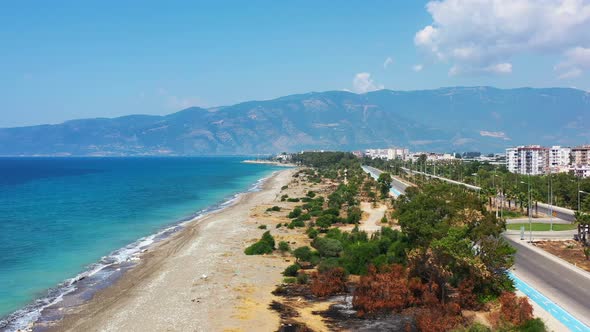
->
535, 240, 590, 272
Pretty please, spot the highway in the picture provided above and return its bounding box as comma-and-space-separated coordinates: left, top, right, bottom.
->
505, 236, 590, 329
362, 165, 408, 196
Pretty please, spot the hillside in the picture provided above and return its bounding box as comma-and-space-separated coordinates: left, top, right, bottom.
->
1, 87, 589, 155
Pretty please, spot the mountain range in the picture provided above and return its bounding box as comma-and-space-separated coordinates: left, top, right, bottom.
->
1, 86, 589, 156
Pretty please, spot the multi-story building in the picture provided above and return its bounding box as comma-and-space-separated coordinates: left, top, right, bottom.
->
365, 147, 409, 160
573, 165, 590, 178
549, 146, 571, 172
407, 152, 456, 162
506, 145, 550, 175
572, 145, 590, 166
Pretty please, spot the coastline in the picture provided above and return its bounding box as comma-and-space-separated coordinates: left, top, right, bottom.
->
39, 167, 296, 332
242, 160, 296, 167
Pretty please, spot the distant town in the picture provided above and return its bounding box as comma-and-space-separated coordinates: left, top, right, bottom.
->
275, 144, 590, 178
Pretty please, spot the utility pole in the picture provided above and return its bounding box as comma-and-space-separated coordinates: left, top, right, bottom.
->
548, 171, 553, 232
520, 179, 532, 243
529, 175, 533, 243
578, 178, 581, 212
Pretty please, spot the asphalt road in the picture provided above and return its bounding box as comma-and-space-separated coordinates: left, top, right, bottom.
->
505, 236, 590, 327
363, 165, 408, 195
535, 203, 576, 222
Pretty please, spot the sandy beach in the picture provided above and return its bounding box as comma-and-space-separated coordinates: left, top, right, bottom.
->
46, 168, 298, 332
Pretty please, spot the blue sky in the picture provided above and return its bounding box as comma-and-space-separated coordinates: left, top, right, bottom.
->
1, 0, 589, 127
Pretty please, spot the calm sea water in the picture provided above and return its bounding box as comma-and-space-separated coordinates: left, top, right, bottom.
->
0, 157, 281, 327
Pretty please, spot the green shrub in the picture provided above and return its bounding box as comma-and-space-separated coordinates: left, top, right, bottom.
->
459, 323, 491, 332
518, 318, 546, 332
310, 210, 322, 217
307, 228, 319, 239
294, 246, 312, 262
322, 208, 340, 216
287, 207, 302, 219
281, 185, 288, 190
276, 223, 282, 228
296, 213, 311, 221
346, 206, 362, 224
283, 263, 300, 277
258, 225, 267, 229
266, 206, 281, 212
316, 214, 336, 229
381, 215, 388, 223
289, 219, 305, 228
283, 277, 297, 284
260, 231, 275, 248
244, 241, 273, 255
278, 241, 290, 252
317, 257, 341, 273
306, 191, 316, 198
280, 194, 289, 201
287, 198, 301, 202
313, 237, 343, 257
297, 272, 309, 284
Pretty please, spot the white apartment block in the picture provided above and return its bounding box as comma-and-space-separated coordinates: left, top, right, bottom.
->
549, 146, 571, 170
365, 147, 409, 160
407, 152, 456, 162
506, 145, 549, 175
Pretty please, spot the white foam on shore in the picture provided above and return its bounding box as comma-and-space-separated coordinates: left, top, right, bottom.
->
0, 170, 281, 332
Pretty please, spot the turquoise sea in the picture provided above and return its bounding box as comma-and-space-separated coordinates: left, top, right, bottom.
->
0, 157, 281, 330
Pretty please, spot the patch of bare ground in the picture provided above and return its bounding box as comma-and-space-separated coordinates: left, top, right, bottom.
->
535, 240, 590, 272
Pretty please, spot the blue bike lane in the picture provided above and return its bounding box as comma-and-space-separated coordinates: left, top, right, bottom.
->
509, 272, 590, 332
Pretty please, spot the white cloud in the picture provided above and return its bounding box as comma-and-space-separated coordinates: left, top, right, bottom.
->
352, 73, 384, 93
558, 68, 583, 79
480, 130, 510, 140
555, 46, 590, 79
449, 62, 512, 76
412, 64, 424, 72
415, 0, 590, 76
487, 63, 513, 74
383, 56, 394, 69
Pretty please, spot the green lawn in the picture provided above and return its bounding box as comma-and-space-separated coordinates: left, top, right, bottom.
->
506, 223, 578, 231
502, 210, 524, 219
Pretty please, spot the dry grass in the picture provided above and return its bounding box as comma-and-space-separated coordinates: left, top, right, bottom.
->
535, 240, 590, 272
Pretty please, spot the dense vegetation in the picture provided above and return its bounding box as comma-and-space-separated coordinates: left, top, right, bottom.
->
365, 156, 590, 213
274, 152, 540, 331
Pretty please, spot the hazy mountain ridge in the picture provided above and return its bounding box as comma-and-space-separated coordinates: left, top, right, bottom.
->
1, 87, 589, 156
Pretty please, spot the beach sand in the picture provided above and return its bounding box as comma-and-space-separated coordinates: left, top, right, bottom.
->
47, 168, 297, 332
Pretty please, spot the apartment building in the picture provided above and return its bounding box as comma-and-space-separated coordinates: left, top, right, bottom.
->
506, 145, 549, 175
365, 147, 409, 160
572, 145, 590, 166
573, 165, 590, 178
549, 146, 571, 172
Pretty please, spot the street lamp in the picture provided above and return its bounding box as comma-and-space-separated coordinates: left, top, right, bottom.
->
580, 190, 589, 213
473, 173, 480, 198
521, 179, 532, 243
546, 171, 554, 231
494, 174, 503, 219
